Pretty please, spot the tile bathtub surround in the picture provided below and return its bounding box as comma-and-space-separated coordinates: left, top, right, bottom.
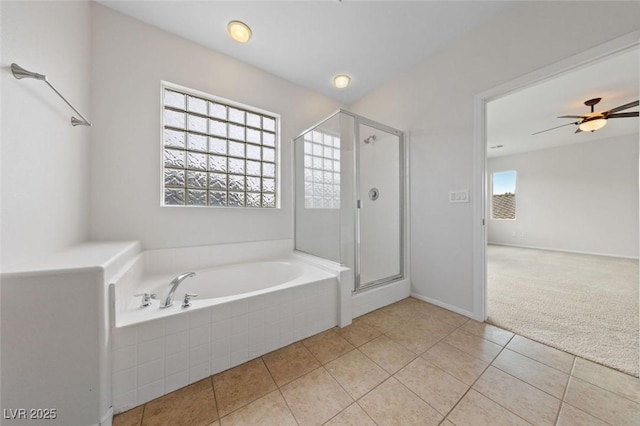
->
112, 278, 338, 411
114, 297, 640, 426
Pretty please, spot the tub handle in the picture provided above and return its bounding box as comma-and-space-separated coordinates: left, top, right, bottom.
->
134, 293, 157, 308
182, 293, 198, 308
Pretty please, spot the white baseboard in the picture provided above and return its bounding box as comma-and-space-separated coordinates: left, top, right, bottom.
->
410, 293, 477, 320
488, 242, 639, 260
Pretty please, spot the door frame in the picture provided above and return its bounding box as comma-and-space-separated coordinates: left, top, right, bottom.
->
472, 31, 640, 321
352, 114, 405, 292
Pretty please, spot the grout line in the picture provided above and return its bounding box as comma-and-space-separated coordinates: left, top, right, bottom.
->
209, 375, 220, 423
439, 340, 507, 420
440, 339, 533, 426
503, 338, 575, 375
276, 387, 300, 426
138, 404, 146, 426
553, 358, 576, 426
323, 348, 368, 400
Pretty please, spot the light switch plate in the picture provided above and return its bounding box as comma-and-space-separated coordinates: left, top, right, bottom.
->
449, 189, 469, 203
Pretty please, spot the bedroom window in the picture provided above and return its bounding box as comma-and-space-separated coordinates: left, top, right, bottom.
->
492, 170, 516, 220
161, 82, 279, 208
303, 130, 340, 209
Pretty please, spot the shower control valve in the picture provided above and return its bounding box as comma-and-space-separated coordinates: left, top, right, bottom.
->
182, 293, 199, 308
134, 293, 157, 308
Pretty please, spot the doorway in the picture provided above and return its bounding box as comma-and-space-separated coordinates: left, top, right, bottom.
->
473, 32, 640, 376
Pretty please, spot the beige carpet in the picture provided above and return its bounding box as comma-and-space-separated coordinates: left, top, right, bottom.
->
487, 244, 639, 377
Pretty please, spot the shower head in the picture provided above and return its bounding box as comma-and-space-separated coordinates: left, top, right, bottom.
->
11, 63, 47, 81
364, 135, 377, 144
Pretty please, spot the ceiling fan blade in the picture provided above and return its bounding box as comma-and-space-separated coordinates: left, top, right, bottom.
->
557, 115, 584, 119
606, 100, 639, 114
532, 121, 578, 135
606, 112, 639, 118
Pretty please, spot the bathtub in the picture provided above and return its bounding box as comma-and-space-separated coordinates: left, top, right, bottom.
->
110, 245, 343, 413
116, 257, 337, 326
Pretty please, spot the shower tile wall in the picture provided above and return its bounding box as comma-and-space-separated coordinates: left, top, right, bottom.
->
111, 278, 339, 412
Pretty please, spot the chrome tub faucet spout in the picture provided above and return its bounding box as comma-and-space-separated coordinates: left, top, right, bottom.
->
161, 272, 195, 308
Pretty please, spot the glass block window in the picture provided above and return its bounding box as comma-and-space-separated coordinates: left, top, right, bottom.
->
162, 83, 279, 208
303, 130, 340, 209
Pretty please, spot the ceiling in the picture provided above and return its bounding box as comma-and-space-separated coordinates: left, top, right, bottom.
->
488, 48, 639, 158
97, 0, 513, 105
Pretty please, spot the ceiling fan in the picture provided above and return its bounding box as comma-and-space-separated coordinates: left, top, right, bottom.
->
533, 97, 639, 135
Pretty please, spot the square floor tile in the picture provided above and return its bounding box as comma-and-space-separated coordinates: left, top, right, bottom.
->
506, 335, 574, 373
325, 349, 389, 399
447, 389, 530, 426
302, 328, 354, 364
337, 319, 381, 347
324, 403, 376, 426
212, 358, 276, 417
395, 357, 469, 416
461, 320, 514, 346
113, 406, 143, 426
572, 357, 640, 404
359, 335, 416, 374
142, 379, 217, 426
564, 376, 640, 426
262, 342, 320, 387
493, 349, 568, 399
556, 403, 609, 426
281, 367, 353, 426
411, 313, 457, 334
422, 341, 489, 385
474, 366, 561, 425
385, 322, 447, 354
218, 390, 296, 426
378, 297, 425, 320
444, 329, 502, 362
357, 308, 405, 333
420, 304, 469, 327
358, 377, 442, 426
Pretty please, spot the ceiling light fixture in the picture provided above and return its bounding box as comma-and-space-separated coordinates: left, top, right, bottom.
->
333, 74, 351, 89
578, 117, 607, 132
227, 21, 252, 43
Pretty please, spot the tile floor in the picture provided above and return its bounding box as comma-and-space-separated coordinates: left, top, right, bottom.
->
113, 297, 640, 426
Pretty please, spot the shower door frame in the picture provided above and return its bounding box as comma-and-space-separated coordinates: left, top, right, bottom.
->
349, 112, 405, 293
293, 109, 406, 293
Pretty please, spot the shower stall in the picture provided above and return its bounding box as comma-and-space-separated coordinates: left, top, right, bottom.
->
294, 110, 407, 294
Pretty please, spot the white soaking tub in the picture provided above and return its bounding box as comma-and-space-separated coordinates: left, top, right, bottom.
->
110, 243, 343, 413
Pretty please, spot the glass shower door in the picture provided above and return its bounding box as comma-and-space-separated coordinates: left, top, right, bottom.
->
356, 122, 403, 290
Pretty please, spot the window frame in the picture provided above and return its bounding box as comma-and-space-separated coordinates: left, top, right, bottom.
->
160, 81, 281, 209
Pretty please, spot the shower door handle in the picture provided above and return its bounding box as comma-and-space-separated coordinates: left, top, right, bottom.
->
357, 200, 361, 209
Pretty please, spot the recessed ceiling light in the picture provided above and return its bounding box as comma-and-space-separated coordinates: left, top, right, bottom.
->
333, 74, 351, 89
228, 21, 252, 43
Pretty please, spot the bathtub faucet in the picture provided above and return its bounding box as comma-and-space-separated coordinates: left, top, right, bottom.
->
161, 272, 196, 308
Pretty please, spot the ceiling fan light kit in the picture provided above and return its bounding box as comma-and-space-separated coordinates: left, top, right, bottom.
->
578, 117, 607, 132
533, 97, 639, 135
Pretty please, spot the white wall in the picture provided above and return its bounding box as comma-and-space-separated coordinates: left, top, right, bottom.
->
1, 1, 91, 269
488, 135, 639, 258
349, 1, 640, 314
90, 4, 342, 250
